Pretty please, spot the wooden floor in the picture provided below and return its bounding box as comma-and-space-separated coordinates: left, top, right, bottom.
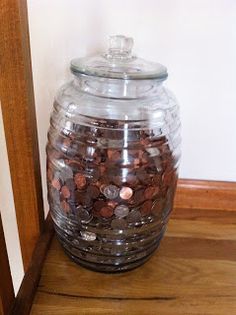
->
30, 207, 236, 315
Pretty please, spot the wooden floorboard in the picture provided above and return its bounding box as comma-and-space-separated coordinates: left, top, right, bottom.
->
30, 207, 236, 315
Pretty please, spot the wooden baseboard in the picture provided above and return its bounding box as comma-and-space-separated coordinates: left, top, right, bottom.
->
175, 179, 236, 211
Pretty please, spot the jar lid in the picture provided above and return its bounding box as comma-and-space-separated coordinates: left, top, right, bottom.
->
70, 35, 168, 80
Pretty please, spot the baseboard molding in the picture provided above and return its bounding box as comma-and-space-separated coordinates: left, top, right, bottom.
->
175, 179, 236, 211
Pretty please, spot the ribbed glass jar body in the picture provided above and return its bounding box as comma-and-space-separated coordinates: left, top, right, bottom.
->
47, 75, 181, 272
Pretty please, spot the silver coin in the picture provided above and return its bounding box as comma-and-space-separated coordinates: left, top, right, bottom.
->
103, 185, 119, 199
80, 231, 96, 241
111, 218, 128, 230
77, 206, 92, 223
145, 147, 160, 157
60, 166, 73, 182
126, 210, 142, 224
114, 205, 129, 218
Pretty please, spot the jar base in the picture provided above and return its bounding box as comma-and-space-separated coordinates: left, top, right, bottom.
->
58, 234, 163, 273
64, 249, 156, 273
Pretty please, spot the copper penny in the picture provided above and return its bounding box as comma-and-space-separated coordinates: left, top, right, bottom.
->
126, 174, 139, 187
51, 178, 61, 190
82, 194, 92, 207
100, 206, 114, 218
140, 138, 150, 146
136, 169, 150, 184
162, 171, 174, 186
60, 200, 70, 214
107, 149, 121, 161
75, 191, 92, 207
112, 175, 123, 186
140, 200, 153, 216
107, 200, 118, 209
152, 174, 162, 185
119, 187, 133, 200
144, 186, 160, 199
93, 200, 106, 212
100, 165, 106, 175
133, 188, 145, 204
74, 173, 86, 189
140, 152, 149, 164
61, 185, 71, 199
87, 185, 100, 199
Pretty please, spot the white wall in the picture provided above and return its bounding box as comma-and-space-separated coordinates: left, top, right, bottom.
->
0, 105, 24, 293
27, 0, 236, 214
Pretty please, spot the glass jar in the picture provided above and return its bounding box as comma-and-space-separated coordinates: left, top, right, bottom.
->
47, 35, 181, 272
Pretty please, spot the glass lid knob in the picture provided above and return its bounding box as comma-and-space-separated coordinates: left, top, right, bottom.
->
105, 35, 134, 60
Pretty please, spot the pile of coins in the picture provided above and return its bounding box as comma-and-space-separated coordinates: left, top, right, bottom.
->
47, 119, 178, 269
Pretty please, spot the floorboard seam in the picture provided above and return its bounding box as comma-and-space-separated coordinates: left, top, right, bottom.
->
38, 289, 176, 301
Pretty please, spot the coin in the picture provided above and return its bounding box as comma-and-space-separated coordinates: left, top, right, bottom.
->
100, 165, 106, 175
140, 200, 153, 216
77, 206, 92, 223
60, 200, 70, 214
80, 231, 96, 241
103, 185, 119, 200
152, 174, 162, 185
144, 186, 160, 199
92, 200, 104, 217
61, 185, 71, 199
133, 188, 145, 205
162, 170, 174, 186
51, 178, 61, 190
126, 210, 141, 224
136, 169, 151, 184
74, 173, 87, 189
111, 218, 127, 230
119, 187, 133, 200
114, 205, 129, 218
100, 206, 114, 218
107, 200, 118, 209
94, 200, 106, 212
112, 175, 123, 186
87, 185, 100, 199
75, 191, 92, 207
107, 149, 121, 161
126, 174, 139, 186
